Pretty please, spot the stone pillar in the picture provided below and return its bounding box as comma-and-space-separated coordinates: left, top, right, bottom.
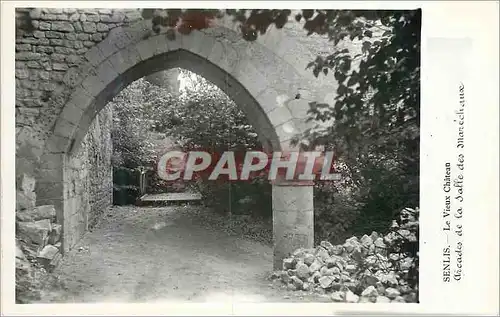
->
36, 153, 66, 251
272, 182, 314, 270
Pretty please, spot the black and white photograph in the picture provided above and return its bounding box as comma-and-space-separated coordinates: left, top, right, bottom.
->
1, 1, 498, 315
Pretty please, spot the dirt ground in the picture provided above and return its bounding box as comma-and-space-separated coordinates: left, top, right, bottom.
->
37, 205, 329, 303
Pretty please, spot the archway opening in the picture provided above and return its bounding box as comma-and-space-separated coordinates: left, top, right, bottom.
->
37, 33, 315, 271
59, 49, 284, 252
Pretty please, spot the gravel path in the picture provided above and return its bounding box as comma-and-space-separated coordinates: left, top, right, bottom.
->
38, 205, 328, 303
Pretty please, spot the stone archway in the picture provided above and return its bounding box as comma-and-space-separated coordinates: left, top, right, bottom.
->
36, 19, 320, 269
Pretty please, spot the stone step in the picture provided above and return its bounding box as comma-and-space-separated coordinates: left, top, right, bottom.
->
137, 192, 203, 206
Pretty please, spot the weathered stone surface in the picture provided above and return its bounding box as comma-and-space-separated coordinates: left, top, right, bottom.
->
279, 270, 291, 284
96, 23, 109, 32
49, 252, 63, 271
16, 242, 26, 260
374, 237, 386, 248
315, 247, 330, 262
318, 276, 334, 289
295, 262, 310, 280
345, 290, 359, 303
385, 287, 401, 299
360, 234, 373, 247
345, 264, 357, 273
361, 285, 378, 297
376, 295, 391, 303
320, 240, 334, 253
37, 244, 59, 260
82, 22, 97, 33
49, 223, 62, 244
331, 291, 344, 302
291, 276, 304, 290
309, 259, 322, 273
16, 191, 36, 211
52, 21, 75, 32
17, 219, 51, 245
303, 253, 315, 266
392, 296, 406, 303
17, 205, 56, 222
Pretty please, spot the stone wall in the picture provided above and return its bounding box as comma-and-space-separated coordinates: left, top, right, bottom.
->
64, 104, 113, 250
16, 105, 112, 268
15, 7, 134, 250
15, 8, 142, 187
16, 172, 63, 272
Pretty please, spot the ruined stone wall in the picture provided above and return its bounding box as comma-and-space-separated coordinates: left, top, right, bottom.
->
64, 104, 113, 249
15, 8, 120, 252
15, 8, 142, 186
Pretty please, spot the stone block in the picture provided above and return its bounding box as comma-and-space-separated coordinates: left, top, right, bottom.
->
38, 21, 51, 30
20, 173, 36, 194
267, 106, 293, 128
16, 191, 36, 211
108, 46, 141, 74
232, 60, 268, 98
54, 46, 74, 55
96, 23, 109, 32
45, 31, 64, 39
17, 205, 56, 222
49, 38, 64, 46
52, 63, 68, 71
51, 21, 74, 32
37, 244, 60, 270
95, 59, 119, 86
73, 21, 83, 32
135, 36, 156, 61
98, 27, 131, 57
37, 244, 59, 260
109, 12, 126, 23
29, 8, 42, 19
91, 33, 103, 42
84, 45, 106, 66
16, 52, 42, 61
86, 14, 100, 23
76, 33, 89, 41
82, 22, 97, 33
15, 43, 31, 51
69, 13, 80, 21
181, 29, 205, 55
45, 133, 72, 154
33, 31, 46, 38
53, 118, 76, 139
15, 68, 29, 79
48, 224, 62, 244
17, 219, 51, 246
42, 8, 63, 14
207, 40, 241, 75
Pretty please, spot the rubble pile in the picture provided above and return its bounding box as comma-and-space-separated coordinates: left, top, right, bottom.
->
15, 174, 65, 303
272, 208, 419, 303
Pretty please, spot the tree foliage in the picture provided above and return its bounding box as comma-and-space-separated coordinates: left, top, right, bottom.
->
110, 79, 159, 169
152, 71, 261, 153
